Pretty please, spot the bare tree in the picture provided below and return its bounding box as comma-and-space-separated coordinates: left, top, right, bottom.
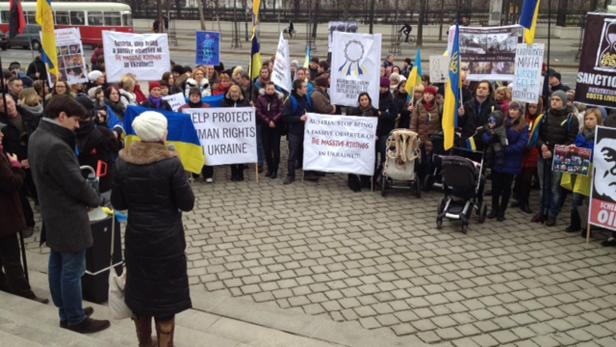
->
197, 0, 206, 30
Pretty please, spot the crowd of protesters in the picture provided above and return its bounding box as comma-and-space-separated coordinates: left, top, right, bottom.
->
2, 36, 616, 346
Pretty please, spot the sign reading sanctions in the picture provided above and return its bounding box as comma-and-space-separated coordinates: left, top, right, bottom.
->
575, 13, 616, 107
303, 114, 378, 176
589, 126, 616, 232
183, 107, 257, 166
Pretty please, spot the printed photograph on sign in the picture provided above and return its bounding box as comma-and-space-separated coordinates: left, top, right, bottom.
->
552, 145, 592, 176
595, 18, 616, 73
50, 28, 88, 85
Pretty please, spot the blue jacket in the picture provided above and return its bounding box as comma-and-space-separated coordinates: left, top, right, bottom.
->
483, 120, 529, 175
575, 132, 594, 152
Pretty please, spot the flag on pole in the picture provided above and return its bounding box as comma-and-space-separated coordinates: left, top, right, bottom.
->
9, 0, 25, 38
520, 0, 541, 45
404, 48, 423, 96
303, 45, 311, 69
250, 34, 262, 80
36, 0, 58, 77
442, 24, 462, 151
252, 0, 261, 24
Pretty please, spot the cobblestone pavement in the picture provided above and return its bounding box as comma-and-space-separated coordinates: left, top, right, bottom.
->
26, 167, 616, 347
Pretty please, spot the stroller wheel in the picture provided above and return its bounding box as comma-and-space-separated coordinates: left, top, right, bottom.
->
478, 204, 487, 223
381, 176, 388, 197
461, 224, 468, 234
436, 217, 443, 229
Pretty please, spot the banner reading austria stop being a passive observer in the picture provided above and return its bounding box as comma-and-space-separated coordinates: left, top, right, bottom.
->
330, 31, 382, 107
102, 31, 170, 83
575, 13, 616, 108
303, 114, 378, 176
183, 107, 257, 166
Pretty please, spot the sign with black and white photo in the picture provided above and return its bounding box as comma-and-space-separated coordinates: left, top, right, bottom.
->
183, 107, 257, 165
448, 25, 524, 81
303, 113, 378, 176
328, 21, 359, 52
575, 13, 616, 108
589, 126, 616, 232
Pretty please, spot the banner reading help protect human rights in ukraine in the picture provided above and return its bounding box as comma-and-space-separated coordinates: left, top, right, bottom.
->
303, 113, 378, 176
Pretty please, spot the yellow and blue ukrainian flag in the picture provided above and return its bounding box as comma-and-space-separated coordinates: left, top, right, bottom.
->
249, 0, 262, 81
520, 0, 540, 45
36, 0, 58, 77
405, 48, 423, 97
123, 106, 205, 174
442, 24, 461, 151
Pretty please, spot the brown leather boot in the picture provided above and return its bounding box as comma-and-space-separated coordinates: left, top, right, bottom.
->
155, 317, 175, 347
133, 316, 153, 347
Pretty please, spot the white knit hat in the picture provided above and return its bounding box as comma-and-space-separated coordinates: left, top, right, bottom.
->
87, 70, 104, 82
132, 111, 168, 142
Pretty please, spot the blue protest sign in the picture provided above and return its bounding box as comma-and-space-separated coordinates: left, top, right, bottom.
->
196, 31, 220, 66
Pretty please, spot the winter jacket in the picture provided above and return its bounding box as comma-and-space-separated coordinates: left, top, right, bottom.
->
105, 99, 127, 120
119, 89, 138, 108
26, 57, 47, 81
28, 118, 101, 252
377, 91, 396, 137
483, 119, 529, 175
134, 84, 147, 105
411, 99, 443, 144
255, 94, 283, 125
177, 101, 210, 112
348, 106, 379, 118
522, 115, 540, 169
392, 92, 411, 129
311, 87, 335, 114
537, 108, 579, 150
575, 131, 595, 154
141, 97, 172, 111
0, 106, 40, 161
222, 96, 250, 108
283, 92, 308, 135
0, 152, 26, 238
75, 120, 121, 193
463, 97, 501, 129
111, 142, 194, 317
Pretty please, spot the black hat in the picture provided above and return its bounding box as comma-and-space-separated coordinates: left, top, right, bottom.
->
75, 94, 94, 111
550, 71, 562, 81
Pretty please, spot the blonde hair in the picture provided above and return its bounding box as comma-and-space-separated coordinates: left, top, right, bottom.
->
496, 86, 512, 101
584, 108, 603, 128
20, 88, 41, 107
192, 67, 206, 79
232, 66, 244, 80
120, 75, 135, 91
226, 84, 243, 100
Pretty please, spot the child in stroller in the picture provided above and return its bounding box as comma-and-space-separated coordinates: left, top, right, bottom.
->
380, 129, 422, 197
436, 148, 487, 233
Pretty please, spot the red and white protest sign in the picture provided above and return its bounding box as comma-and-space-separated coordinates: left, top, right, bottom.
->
589, 126, 616, 231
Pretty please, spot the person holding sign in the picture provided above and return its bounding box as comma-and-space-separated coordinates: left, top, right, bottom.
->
533, 91, 580, 226
562, 109, 602, 234
255, 82, 284, 179
283, 80, 310, 185
347, 92, 379, 192
222, 85, 251, 181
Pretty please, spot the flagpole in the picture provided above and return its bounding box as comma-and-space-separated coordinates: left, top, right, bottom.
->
547, 0, 552, 72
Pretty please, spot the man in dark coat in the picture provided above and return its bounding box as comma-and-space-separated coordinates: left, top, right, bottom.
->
283, 79, 310, 184
459, 80, 501, 150
26, 54, 47, 81
0, 122, 47, 303
111, 111, 194, 347
28, 95, 110, 333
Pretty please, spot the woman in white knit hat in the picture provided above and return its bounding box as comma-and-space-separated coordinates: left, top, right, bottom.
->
111, 111, 195, 347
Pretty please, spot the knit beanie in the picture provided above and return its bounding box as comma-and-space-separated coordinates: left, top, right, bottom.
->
380, 77, 390, 88
551, 90, 568, 105
424, 86, 438, 96
132, 111, 168, 142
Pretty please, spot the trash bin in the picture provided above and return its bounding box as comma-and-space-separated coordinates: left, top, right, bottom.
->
82, 215, 122, 303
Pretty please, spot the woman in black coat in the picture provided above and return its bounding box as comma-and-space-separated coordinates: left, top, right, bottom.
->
222, 84, 250, 181
111, 111, 194, 347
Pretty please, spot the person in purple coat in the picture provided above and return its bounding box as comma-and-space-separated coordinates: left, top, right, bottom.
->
483, 101, 529, 221
255, 82, 284, 178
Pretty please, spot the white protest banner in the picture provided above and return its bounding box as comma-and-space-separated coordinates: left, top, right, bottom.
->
448, 24, 524, 81
50, 28, 88, 85
163, 92, 186, 112
330, 32, 382, 107
183, 107, 257, 166
429, 55, 449, 83
303, 113, 378, 176
103, 31, 170, 83
271, 32, 292, 93
512, 43, 544, 104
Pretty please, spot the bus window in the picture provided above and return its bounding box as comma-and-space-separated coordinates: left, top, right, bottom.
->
70, 11, 85, 26
25, 11, 36, 24
0, 11, 8, 24
55, 11, 69, 25
104, 12, 121, 26
122, 12, 133, 27
88, 11, 103, 26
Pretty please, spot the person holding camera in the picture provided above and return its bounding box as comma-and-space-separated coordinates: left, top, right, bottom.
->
483, 103, 529, 222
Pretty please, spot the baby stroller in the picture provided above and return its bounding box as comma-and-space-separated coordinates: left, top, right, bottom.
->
381, 129, 421, 197
436, 148, 487, 233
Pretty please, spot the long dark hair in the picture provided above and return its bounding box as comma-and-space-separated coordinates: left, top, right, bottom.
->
357, 92, 372, 108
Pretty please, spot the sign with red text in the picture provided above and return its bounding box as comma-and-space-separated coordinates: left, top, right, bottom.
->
589, 126, 616, 231
103, 31, 170, 83
303, 113, 378, 176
